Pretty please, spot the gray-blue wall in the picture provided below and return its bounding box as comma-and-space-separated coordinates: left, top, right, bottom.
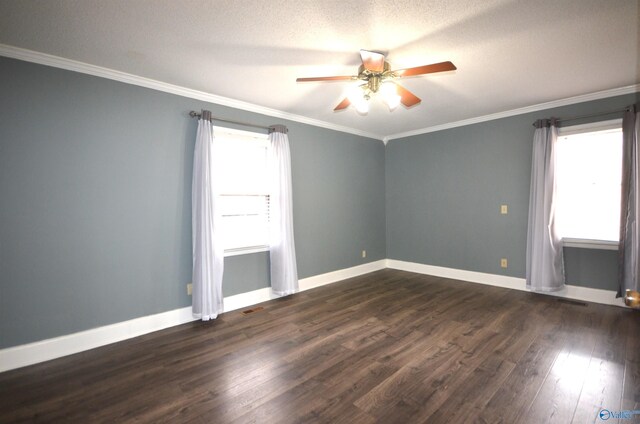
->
0, 57, 386, 348
386, 93, 638, 291
1, 54, 635, 350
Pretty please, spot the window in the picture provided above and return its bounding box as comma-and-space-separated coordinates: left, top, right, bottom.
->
216, 127, 270, 255
555, 119, 622, 248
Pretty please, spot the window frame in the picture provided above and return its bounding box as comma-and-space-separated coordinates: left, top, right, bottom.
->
213, 125, 270, 257
555, 118, 622, 251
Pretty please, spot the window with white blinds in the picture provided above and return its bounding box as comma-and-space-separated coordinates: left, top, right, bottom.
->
216, 127, 270, 255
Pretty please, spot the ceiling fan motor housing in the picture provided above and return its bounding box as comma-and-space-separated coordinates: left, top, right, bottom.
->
358, 62, 392, 94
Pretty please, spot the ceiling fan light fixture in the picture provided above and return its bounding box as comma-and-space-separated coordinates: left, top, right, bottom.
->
385, 94, 401, 111
380, 83, 401, 110
347, 85, 365, 104
355, 97, 369, 114
347, 85, 370, 114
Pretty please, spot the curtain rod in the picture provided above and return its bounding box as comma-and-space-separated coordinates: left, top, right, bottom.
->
189, 111, 272, 131
532, 107, 630, 127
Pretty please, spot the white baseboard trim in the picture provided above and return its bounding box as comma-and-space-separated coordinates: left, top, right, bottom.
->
386, 259, 627, 308
224, 259, 387, 312
0, 306, 195, 373
299, 259, 387, 291
0, 259, 386, 373
223, 287, 276, 313
2, 258, 624, 372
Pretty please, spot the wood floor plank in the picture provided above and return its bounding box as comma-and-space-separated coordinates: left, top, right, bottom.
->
525, 304, 600, 423
424, 356, 516, 423
289, 356, 395, 423
475, 340, 562, 424
399, 329, 512, 422
571, 307, 630, 424
0, 269, 637, 424
622, 309, 640, 413
353, 338, 466, 415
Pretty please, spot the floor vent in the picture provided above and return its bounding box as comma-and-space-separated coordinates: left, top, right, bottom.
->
557, 298, 588, 307
241, 306, 265, 315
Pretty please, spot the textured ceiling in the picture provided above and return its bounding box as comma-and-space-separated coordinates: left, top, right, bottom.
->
0, 0, 638, 138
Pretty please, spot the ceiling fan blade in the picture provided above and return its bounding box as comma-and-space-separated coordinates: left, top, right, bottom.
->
334, 97, 351, 111
394, 83, 421, 107
360, 49, 385, 72
395, 61, 456, 77
296, 75, 355, 82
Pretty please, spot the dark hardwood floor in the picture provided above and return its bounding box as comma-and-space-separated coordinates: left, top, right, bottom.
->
1, 269, 638, 423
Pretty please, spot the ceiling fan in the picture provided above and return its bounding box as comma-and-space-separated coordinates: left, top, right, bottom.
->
296, 50, 456, 113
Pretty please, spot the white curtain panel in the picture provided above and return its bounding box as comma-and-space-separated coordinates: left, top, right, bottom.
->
526, 119, 565, 292
618, 105, 639, 295
192, 111, 224, 320
268, 125, 299, 296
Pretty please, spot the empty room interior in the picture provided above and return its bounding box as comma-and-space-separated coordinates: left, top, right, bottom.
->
1, 1, 639, 423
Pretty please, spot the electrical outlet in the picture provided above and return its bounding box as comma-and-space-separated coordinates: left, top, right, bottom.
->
500, 258, 508, 268
362, 250, 367, 258
187, 283, 192, 296
501, 204, 508, 214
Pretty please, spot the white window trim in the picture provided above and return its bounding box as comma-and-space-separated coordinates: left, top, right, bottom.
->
556, 118, 623, 248
562, 238, 619, 251
224, 245, 269, 257
215, 125, 270, 257
213, 125, 269, 142
557, 118, 622, 136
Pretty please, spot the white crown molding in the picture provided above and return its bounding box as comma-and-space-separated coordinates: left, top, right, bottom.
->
386, 259, 627, 308
386, 84, 640, 142
0, 44, 384, 142
0, 259, 386, 373
1, 43, 636, 144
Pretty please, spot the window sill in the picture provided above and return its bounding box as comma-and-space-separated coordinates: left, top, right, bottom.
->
224, 245, 269, 257
562, 238, 619, 251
